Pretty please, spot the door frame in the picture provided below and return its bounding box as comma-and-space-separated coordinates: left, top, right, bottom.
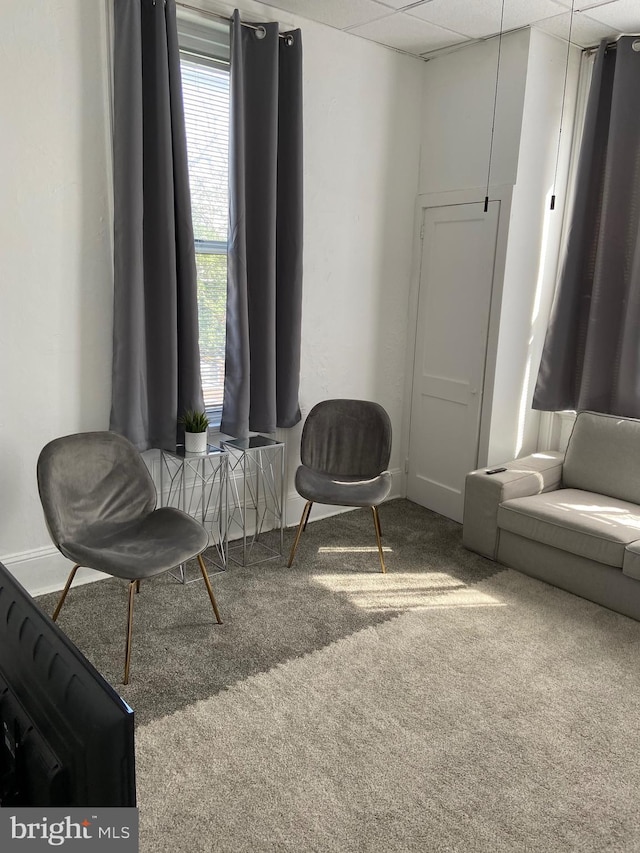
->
400, 185, 514, 497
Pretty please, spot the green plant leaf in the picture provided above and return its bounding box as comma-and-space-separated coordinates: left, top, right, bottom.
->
178, 409, 209, 432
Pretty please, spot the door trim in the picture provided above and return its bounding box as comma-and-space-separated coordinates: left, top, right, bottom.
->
400, 185, 513, 497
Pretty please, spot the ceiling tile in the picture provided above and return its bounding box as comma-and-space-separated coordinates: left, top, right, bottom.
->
250, 0, 639, 57
349, 12, 468, 53
553, 0, 631, 9
407, 0, 573, 39
255, 0, 391, 30
533, 10, 620, 46
582, 0, 640, 30
372, 0, 424, 9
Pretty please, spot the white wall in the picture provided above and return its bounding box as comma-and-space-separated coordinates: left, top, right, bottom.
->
487, 29, 581, 464
1, 0, 424, 592
419, 30, 531, 195
0, 0, 113, 592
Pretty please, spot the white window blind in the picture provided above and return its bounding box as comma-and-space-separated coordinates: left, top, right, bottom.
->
180, 49, 230, 416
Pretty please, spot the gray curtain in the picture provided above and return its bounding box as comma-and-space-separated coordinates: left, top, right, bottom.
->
533, 37, 640, 417
221, 10, 303, 438
110, 0, 204, 451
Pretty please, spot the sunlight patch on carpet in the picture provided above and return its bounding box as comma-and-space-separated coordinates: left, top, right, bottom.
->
311, 571, 506, 611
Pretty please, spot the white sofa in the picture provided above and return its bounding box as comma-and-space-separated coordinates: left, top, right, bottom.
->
463, 411, 640, 622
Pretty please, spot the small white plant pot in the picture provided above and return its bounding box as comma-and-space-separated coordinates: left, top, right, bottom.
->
184, 431, 207, 453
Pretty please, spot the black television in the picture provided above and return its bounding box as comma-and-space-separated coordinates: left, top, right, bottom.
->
0, 561, 136, 807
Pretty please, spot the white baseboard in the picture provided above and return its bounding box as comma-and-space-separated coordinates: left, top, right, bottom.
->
2, 467, 403, 597
1, 546, 111, 598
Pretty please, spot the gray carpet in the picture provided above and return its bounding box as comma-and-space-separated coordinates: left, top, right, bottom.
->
36, 499, 500, 726
36, 500, 640, 852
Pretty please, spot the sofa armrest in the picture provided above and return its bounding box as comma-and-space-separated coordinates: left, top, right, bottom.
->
462, 451, 564, 559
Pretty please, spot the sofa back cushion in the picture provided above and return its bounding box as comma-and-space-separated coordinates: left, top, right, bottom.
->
563, 411, 640, 503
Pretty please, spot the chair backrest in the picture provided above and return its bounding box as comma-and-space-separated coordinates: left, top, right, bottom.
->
37, 431, 157, 548
300, 399, 392, 478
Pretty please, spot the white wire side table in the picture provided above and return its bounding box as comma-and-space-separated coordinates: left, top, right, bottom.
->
159, 444, 228, 582
221, 435, 285, 566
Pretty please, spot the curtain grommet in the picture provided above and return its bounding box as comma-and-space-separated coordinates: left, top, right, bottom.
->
256, 26, 267, 40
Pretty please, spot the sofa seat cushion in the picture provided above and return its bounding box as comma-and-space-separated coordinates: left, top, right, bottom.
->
497, 489, 640, 568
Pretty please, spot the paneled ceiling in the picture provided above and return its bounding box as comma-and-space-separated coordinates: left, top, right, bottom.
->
251, 0, 640, 58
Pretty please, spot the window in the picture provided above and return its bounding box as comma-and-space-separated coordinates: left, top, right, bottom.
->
178, 18, 230, 425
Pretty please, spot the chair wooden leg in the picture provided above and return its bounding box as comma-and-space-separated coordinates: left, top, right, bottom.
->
371, 506, 387, 574
52, 564, 80, 622
123, 580, 136, 685
287, 501, 313, 567
197, 554, 222, 624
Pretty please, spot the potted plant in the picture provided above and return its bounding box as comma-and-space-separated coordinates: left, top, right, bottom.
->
179, 409, 209, 454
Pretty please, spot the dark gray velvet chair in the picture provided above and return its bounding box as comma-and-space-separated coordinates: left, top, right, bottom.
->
288, 399, 392, 573
37, 431, 222, 684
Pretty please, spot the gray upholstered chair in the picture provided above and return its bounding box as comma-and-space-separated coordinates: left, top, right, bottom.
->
287, 399, 392, 573
37, 431, 222, 684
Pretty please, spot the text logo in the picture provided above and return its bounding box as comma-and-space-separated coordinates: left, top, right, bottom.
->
0, 808, 138, 851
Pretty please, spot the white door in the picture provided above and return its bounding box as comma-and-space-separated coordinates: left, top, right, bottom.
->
407, 201, 499, 522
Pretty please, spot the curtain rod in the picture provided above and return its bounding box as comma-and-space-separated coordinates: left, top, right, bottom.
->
584, 39, 617, 55
584, 34, 640, 55
175, 1, 292, 41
